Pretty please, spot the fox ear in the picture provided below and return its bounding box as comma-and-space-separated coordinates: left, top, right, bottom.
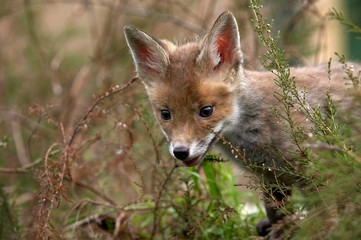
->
198, 11, 241, 70
124, 26, 169, 83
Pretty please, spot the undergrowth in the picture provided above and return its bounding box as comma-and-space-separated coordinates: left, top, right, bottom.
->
251, 0, 361, 239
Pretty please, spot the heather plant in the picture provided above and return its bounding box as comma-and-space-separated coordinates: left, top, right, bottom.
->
251, 0, 361, 238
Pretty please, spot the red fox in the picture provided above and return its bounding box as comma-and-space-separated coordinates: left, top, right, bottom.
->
124, 11, 360, 238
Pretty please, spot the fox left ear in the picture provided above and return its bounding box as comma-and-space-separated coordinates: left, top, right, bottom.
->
198, 11, 242, 70
124, 26, 169, 85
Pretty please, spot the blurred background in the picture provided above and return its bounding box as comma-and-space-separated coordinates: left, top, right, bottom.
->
0, 0, 360, 239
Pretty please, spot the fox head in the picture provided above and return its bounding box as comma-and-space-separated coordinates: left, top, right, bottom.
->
124, 11, 244, 166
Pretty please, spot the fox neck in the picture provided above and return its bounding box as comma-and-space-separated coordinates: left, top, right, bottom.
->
220, 75, 263, 138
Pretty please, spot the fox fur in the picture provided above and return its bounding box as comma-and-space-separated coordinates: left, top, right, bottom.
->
124, 11, 360, 238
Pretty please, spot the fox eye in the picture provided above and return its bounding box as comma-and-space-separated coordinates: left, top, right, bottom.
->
160, 109, 171, 120
199, 106, 214, 118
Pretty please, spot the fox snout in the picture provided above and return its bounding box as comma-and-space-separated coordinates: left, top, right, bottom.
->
169, 136, 218, 166
172, 146, 190, 161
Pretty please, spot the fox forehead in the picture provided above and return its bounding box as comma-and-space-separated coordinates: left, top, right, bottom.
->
148, 40, 234, 107
164, 41, 202, 83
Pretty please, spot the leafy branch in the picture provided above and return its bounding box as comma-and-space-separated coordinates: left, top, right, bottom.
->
328, 7, 361, 35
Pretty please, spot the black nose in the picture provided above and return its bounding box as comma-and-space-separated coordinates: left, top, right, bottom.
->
173, 146, 190, 161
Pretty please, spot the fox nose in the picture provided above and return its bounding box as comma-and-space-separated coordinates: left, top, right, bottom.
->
173, 146, 190, 161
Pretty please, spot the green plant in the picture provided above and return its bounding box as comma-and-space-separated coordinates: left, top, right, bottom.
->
250, 0, 361, 239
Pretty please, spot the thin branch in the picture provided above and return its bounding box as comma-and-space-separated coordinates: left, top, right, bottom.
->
0, 156, 45, 174
124, 103, 161, 164
151, 164, 177, 239
67, 77, 139, 146
67, 177, 117, 206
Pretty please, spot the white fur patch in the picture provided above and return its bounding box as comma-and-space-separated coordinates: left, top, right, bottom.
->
189, 132, 215, 158
213, 122, 224, 133
168, 142, 175, 158
188, 121, 225, 159
223, 98, 242, 133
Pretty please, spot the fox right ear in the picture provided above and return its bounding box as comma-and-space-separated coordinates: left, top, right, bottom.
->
198, 11, 242, 71
124, 26, 169, 83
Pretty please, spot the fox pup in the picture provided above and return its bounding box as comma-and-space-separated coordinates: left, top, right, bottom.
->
124, 11, 359, 238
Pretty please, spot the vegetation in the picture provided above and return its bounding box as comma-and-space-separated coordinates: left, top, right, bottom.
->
251, 0, 361, 239
1, 0, 360, 239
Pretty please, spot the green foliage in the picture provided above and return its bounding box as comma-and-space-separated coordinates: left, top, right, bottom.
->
129, 163, 261, 239
0, 186, 20, 240
0, 135, 9, 150
251, 0, 361, 239
328, 8, 361, 36
251, 0, 311, 170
